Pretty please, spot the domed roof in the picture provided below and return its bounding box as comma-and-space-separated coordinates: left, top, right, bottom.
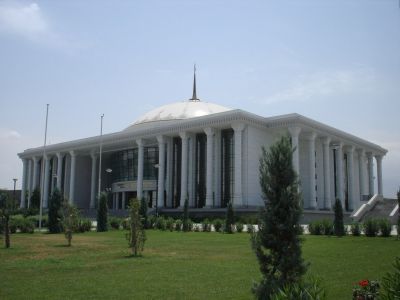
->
127, 100, 232, 128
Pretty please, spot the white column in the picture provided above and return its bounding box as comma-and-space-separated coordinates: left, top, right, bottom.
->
112, 193, 116, 210
43, 155, 51, 208
180, 132, 189, 207
122, 192, 126, 210
69, 151, 76, 204
288, 126, 301, 175
307, 133, 317, 209
188, 135, 196, 207
375, 155, 383, 196
157, 135, 166, 208
346, 146, 355, 210
204, 127, 215, 207
322, 137, 331, 209
56, 153, 64, 191
90, 153, 97, 209
50, 158, 56, 194
32, 156, 39, 191
136, 139, 144, 200
232, 123, 245, 207
166, 138, 173, 207
27, 159, 32, 206
20, 158, 28, 208
336, 143, 344, 206
214, 129, 222, 208
367, 152, 374, 196
357, 149, 366, 200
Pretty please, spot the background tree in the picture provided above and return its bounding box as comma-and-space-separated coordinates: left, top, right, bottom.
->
333, 198, 345, 237
0, 190, 15, 248
48, 189, 63, 233
97, 192, 108, 232
397, 189, 400, 239
182, 198, 190, 232
30, 188, 41, 209
225, 201, 235, 233
126, 198, 146, 256
61, 200, 79, 247
139, 198, 148, 229
252, 136, 307, 299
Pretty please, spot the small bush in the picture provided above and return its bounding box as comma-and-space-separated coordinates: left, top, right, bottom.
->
321, 219, 333, 236
271, 277, 327, 300
147, 215, 157, 229
350, 223, 361, 236
108, 217, 121, 230
213, 219, 223, 232
247, 224, 255, 233
364, 219, 379, 237
175, 219, 182, 231
202, 219, 211, 232
381, 257, 400, 299
76, 218, 92, 233
122, 218, 130, 230
379, 219, 392, 237
155, 217, 167, 231
236, 222, 244, 233
308, 220, 323, 235
166, 218, 175, 231
19, 218, 35, 233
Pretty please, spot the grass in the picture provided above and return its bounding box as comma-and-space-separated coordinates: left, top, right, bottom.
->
0, 231, 398, 300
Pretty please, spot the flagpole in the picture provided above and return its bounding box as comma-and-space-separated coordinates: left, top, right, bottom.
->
39, 104, 49, 231
97, 114, 104, 204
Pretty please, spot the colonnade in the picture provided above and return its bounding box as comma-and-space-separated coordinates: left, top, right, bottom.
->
20, 123, 246, 210
288, 126, 384, 211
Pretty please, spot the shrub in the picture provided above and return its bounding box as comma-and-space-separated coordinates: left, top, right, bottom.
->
48, 189, 63, 233
352, 279, 380, 300
17, 218, 35, 233
308, 220, 323, 235
247, 224, 255, 233
97, 192, 108, 232
272, 277, 327, 300
9, 219, 17, 233
122, 218, 130, 230
166, 218, 175, 231
202, 219, 211, 232
147, 215, 157, 229
333, 198, 345, 237
321, 219, 333, 236
364, 219, 379, 237
155, 217, 167, 231
175, 219, 182, 231
381, 257, 400, 300
213, 219, 223, 232
194, 224, 200, 232
225, 202, 235, 233
379, 219, 392, 237
350, 223, 361, 236
236, 222, 244, 233
62, 201, 79, 246
109, 217, 122, 230
139, 198, 148, 229
76, 218, 92, 233
182, 198, 190, 232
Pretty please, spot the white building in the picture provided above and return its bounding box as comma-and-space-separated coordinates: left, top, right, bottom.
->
18, 75, 387, 216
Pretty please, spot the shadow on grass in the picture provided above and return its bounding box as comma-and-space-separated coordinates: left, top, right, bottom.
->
54, 244, 72, 248
122, 254, 146, 259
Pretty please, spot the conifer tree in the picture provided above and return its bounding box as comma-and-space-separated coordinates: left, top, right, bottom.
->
139, 198, 148, 229
252, 136, 307, 299
225, 201, 235, 233
0, 190, 13, 248
127, 198, 146, 256
333, 198, 345, 237
30, 188, 41, 209
97, 192, 108, 232
182, 198, 190, 232
48, 189, 63, 233
397, 189, 400, 239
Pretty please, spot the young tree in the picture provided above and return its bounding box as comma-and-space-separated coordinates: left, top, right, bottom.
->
182, 198, 190, 232
97, 192, 108, 232
333, 198, 345, 237
139, 198, 148, 229
252, 136, 307, 299
61, 200, 79, 247
30, 188, 41, 209
225, 201, 235, 233
126, 198, 146, 256
0, 190, 14, 248
48, 189, 63, 233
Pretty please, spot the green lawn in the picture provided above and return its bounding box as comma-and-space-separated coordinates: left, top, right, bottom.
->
0, 231, 398, 299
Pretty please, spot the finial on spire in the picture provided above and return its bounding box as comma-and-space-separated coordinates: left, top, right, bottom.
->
190, 64, 199, 101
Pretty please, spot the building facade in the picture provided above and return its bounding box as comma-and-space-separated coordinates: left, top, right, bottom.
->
18, 86, 387, 214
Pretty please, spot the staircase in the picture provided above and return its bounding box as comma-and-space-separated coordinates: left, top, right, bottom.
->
358, 198, 398, 223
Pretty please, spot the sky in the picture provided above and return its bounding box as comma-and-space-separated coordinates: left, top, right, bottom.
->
0, 0, 399, 198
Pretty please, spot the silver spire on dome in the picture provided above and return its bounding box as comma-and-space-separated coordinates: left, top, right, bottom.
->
189, 64, 200, 102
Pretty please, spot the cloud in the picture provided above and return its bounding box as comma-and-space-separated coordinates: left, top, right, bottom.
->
0, 2, 48, 39
0, 128, 21, 140
263, 67, 375, 104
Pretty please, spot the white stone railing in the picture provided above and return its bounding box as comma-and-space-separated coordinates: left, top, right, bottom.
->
351, 194, 382, 222
389, 204, 399, 218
